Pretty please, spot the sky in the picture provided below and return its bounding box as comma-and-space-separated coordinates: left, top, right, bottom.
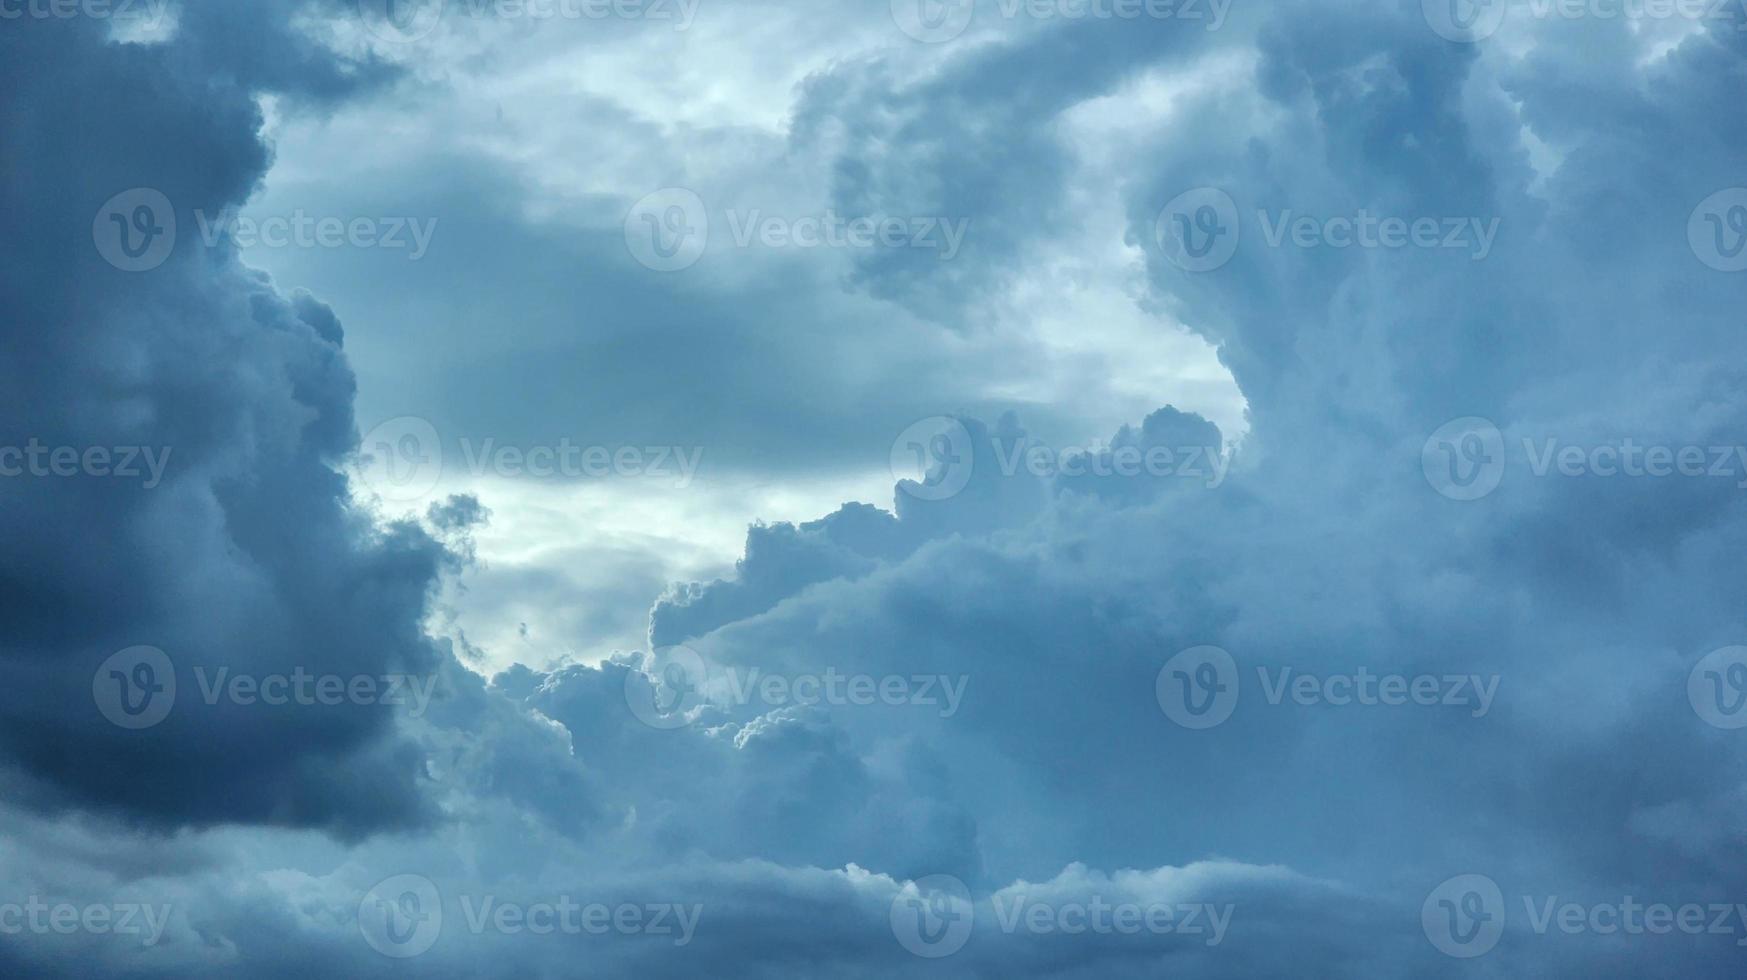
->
3, 0, 1747, 975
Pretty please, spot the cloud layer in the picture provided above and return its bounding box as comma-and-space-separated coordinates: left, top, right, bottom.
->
3, 0, 1746, 975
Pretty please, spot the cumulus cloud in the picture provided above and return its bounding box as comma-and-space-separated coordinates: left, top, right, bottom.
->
5, 0, 1747, 976
0, 11, 457, 834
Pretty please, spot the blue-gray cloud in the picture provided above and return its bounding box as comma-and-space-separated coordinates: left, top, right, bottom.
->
5, 0, 1747, 976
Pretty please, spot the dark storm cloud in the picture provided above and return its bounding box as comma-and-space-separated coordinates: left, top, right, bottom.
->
0, 9, 447, 834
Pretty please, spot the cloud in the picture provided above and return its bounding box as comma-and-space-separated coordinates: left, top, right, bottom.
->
6, 0, 1747, 976
0, 9, 450, 835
